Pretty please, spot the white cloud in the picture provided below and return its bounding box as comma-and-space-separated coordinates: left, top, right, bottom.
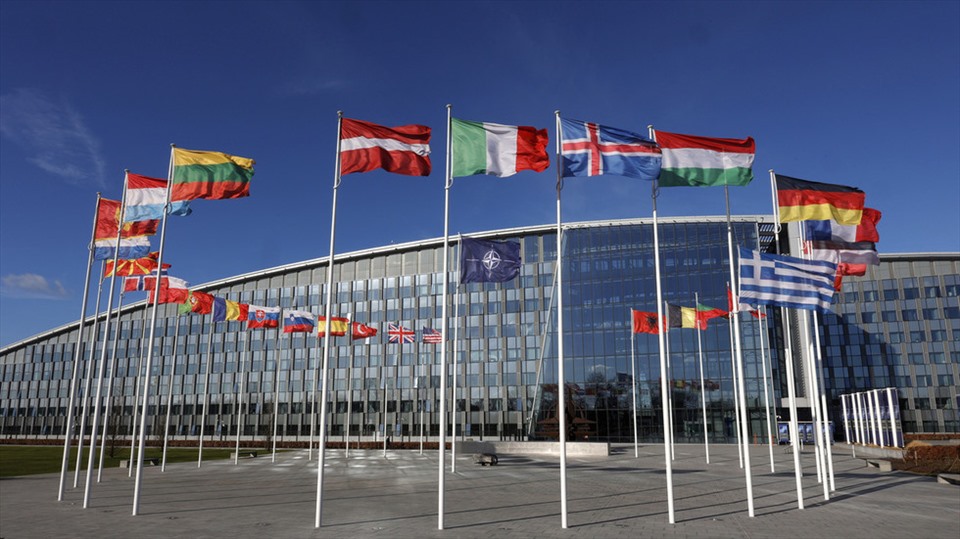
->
0, 273, 70, 300
0, 88, 105, 187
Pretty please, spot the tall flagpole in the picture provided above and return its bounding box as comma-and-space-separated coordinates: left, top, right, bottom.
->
98, 287, 126, 482
555, 111, 569, 529
132, 144, 176, 516
161, 314, 182, 471
728, 311, 743, 467
75, 261, 106, 489
649, 126, 675, 524
755, 227, 776, 473
451, 235, 462, 473
271, 331, 284, 462
58, 193, 100, 502
129, 301, 149, 477
812, 313, 836, 490
197, 317, 215, 468
316, 111, 343, 528
234, 330, 249, 465
725, 185, 755, 517
630, 314, 638, 458
438, 103, 453, 530
664, 310, 675, 461
309, 323, 320, 461
695, 293, 709, 465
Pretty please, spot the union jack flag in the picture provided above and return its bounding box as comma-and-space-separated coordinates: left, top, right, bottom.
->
560, 118, 660, 180
387, 323, 415, 344
421, 327, 442, 344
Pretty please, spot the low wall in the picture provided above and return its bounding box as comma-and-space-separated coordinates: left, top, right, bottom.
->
847, 443, 905, 460
455, 440, 610, 457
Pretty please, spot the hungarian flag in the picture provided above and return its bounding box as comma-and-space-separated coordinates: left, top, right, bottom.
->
247, 305, 280, 329
340, 118, 431, 176
655, 130, 755, 187
103, 252, 170, 277
351, 321, 378, 340
451, 118, 548, 177
317, 316, 349, 337
213, 297, 248, 322
178, 290, 214, 315
172, 148, 255, 200
775, 174, 865, 225
124, 172, 191, 222
631, 309, 663, 334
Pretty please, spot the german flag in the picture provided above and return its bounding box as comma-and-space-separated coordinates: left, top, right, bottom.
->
775, 174, 865, 225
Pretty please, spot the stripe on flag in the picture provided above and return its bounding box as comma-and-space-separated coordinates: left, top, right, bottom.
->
738, 246, 837, 312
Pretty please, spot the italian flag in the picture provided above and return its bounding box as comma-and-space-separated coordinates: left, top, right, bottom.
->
655, 130, 755, 187
452, 118, 549, 178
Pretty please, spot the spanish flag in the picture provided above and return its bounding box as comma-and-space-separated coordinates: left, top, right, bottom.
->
775, 174, 865, 225
317, 317, 349, 337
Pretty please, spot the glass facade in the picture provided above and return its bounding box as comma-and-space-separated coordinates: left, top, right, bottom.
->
1, 217, 956, 445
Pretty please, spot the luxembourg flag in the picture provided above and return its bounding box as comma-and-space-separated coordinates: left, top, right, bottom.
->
123, 172, 191, 222
247, 304, 280, 329
93, 237, 150, 260
283, 309, 316, 333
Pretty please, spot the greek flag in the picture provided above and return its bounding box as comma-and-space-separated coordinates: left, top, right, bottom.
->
738, 246, 837, 312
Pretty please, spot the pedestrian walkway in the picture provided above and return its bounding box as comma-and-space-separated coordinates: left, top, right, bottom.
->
1, 443, 957, 538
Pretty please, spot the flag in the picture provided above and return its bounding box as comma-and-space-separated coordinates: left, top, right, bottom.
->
93, 237, 151, 261
351, 321, 378, 340
317, 316, 349, 337
696, 303, 729, 324
123, 275, 146, 292
803, 208, 881, 244
560, 118, 660, 180
144, 275, 189, 305
179, 290, 214, 315
283, 309, 316, 333
123, 172, 191, 222
654, 130, 755, 187
213, 297, 248, 322
631, 309, 663, 334
422, 327, 442, 344
460, 236, 521, 283
340, 117, 431, 176
172, 148, 255, 201
775, 174, 865, 225
104, 252, 170, 277
666, 303, 700, 329
247, 305, 280, 328
387, 323, 415, 344
96, 198, 158, 240
451, 118, 549, 177
738, 246, 837, 312
727, 285, 765, 319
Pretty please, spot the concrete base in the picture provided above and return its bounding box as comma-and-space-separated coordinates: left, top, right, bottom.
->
456, 440, 610, 457
936, 473, 960, 485
848, 443, 904, 460
865, 458, 893, 472
118, 458, 159, 468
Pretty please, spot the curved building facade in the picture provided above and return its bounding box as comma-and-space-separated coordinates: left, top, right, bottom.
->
0, 217, 956, 445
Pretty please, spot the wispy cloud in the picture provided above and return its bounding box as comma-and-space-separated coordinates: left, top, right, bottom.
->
0, 273, 70, 300
278, 78, 348, 96
0, 88, 105, 187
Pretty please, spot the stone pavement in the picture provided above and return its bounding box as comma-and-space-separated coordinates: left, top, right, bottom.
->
1, 443, 958, 538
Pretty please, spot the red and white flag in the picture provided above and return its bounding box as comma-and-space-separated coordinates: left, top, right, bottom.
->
340, 118, 431, 176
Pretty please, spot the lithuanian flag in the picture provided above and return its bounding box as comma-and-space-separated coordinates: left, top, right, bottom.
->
172, 148, 255, 201
775, 174, 865, 225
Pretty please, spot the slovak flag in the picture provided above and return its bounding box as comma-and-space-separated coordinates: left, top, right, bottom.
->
247, 304, 280, 329
560, 118, 660, 180
283, 309, 315, 333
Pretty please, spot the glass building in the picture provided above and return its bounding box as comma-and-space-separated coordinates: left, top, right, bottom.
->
0, 217, 956, 444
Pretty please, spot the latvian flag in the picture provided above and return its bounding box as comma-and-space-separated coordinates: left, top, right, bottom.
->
340, 117, 431, 176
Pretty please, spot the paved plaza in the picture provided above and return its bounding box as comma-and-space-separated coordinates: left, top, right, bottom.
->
1, 443, 958, 538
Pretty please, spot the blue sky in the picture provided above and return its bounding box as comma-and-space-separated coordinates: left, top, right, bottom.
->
1, 0, 958, 347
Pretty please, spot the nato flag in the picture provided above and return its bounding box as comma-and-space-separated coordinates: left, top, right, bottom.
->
460, 237, 521, 283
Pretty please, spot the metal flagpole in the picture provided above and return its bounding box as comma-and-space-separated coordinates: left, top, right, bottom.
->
418, 366, 424, 454
344, 316, 353, 459
695, 293, 709, 465
771, 169, 805, 510
132, 145, 176, 516
58, 193, 100, 502
555, 112, 569, 528
801, 310, 826, 493
234, 330, 249, 465
98, 288, 126, 482
728, 312, 743, 468
198, 317, 215, 468
526, 263, 559, 439
872, 389, 883, 447
648, 126, 674, 524
309, 325, 320, 461
725, 185, 755, 516
437, 105, 453, 528
841, 394, 850, 444
75, 261, 106, 489
451, 236, 462, 473
161, 313, 182, 472
664, 311, 675, 461
316, 111, 343, 528
130, 302, 149, 477
886, 388, 898, 447
271, 331, 284, 462
630, 314, 639, 458
759, 308, 775, 472
812, 310, 835, 490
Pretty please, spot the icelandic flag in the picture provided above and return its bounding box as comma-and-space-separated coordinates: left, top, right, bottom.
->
560, 118, 660, 180
460, 236, 521, 283
738, 247, 837, 312
247, 304, 280, 329
283, 309, 315, 333
124, 172, 191, 222
93, 237, 150, 260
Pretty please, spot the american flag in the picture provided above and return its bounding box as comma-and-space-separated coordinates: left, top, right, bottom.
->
387, 323, 415, 344
421, 327, 442, 344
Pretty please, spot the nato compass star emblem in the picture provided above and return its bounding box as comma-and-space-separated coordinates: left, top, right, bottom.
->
482, 249, 502, 271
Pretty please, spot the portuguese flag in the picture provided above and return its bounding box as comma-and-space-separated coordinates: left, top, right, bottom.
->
172, 148, 255, 201
452, 118, 549, 178
655, 130, 755, 187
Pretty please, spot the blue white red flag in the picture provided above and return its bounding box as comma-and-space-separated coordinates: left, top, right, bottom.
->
738, 247, 837, 312
560, 118, 660, 180
94, 237, 151, 260
247, 304, 281, 329
283, 309, 316, 333
422, 327, 442, 344
123, 172, 191, 222
388, 323, 415, 344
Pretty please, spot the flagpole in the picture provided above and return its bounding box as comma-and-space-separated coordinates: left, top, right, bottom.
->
555, 111, 569, 529
98, 287, 126, 482
344, 315, 352, 459
527, 263, 558, 439
75, 261, 106, 489
451, 234, 462, 473
630, 313, 638, 458
161, 313, 181, 472
130, 302, 149, 477
695, 293, 709, 465
771, 169, 805, 510
725, 185, 755, 517
198, 317, 215, 468
648, 126, 674, 524
234, 329, 248, 465
309, 324, 319, 461
271, 331, 283, 462
132, 144, 176, 516
436, 103, 454, 529
727, 311, 743, 467
755, 227, 775, 473
316, 111, 343, 528
58, 193, 100, 502
812, 314, 836, 489
664, 309, 675, 461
